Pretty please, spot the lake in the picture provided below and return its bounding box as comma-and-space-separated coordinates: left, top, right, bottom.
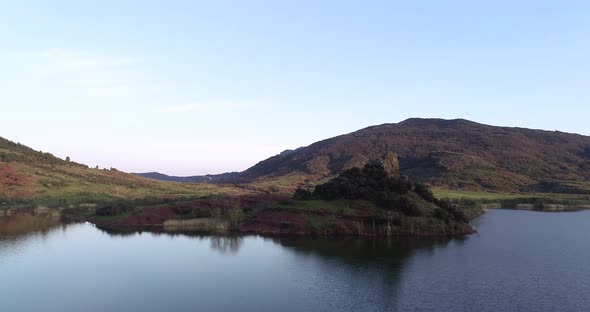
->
1, 209, 589, 312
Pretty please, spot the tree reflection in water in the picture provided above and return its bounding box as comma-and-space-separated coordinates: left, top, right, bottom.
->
266, 236, 454, 312
209, 235, 243, 254
95, 225, 244, 254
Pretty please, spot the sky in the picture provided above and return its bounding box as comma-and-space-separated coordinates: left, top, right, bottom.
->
1, 0, 589, 175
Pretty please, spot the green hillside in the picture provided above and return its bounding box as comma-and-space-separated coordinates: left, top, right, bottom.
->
0, 136, 249, 206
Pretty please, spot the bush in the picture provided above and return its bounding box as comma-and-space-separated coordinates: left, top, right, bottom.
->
294, 162, 468, 222
304, 163, 426, 216
293, 188, 313, 200
400, 198, 422, 217
414, 182, 435, 203
435, 199, 467, 222
95, 201, 133, 216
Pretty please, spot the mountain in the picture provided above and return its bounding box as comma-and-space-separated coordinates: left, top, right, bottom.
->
134, 171, 240, 183
240, 118, 590, 193
0, 136, 245, 201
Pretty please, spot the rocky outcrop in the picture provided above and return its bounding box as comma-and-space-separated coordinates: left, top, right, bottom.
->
382, 151, 400, 178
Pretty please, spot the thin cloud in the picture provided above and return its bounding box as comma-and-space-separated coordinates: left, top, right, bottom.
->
6, 48, 141, 97
156, 101, 258, 113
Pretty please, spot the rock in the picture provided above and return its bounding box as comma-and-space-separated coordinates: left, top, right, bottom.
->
382, 151, 400, 178
515, 204, 534, 210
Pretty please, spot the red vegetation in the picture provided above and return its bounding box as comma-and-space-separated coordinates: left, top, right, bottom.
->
240, 209, 309, 235
0, 164, 34, 198
239, 207, 475, 237
91, 194, 290, 228
89, 190, 474, 237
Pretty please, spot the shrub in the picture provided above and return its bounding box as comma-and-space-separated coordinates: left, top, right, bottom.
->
306, 163, 425, 216
95, 201, 133, 216
293, 188, 313, 200
414, 182, 435, 202
400, 199, 421, 217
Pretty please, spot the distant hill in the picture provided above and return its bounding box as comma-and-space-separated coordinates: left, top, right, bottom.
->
134, 172, 240, 183
0, 136, 244, 201
240, 118, 590, 192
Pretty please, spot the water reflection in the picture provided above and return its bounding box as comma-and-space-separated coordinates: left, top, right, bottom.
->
0, 213, 67, 261
94, 225, 143, 237
266, 236, 453, 312
2, 210, 589, 312
209, 235, 242, 254
269, 236, 452, 262
0, 213, 63, 238
94, 225, 244, 254
0, 215, 452, 311
2, 214, 452, 265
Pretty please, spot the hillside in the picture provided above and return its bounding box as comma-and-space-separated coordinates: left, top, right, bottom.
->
240, 118, 590, 193
88, 157, 476, 237
0, 136, 247, 203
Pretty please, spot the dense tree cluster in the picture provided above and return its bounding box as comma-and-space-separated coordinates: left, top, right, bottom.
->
294, 162, 467, 221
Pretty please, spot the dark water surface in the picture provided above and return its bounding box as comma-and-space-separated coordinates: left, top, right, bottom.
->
1, 209, 589, 312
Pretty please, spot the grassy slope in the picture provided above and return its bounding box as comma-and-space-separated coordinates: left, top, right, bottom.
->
1, 165, 250, 211
433, 187, 590, 209
0, 137, 250, 207
244, 171, 321, 193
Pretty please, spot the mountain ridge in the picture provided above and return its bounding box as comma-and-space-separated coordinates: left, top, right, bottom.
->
8, 117, 588, 196
237, 118, 590, 192
133, 171, 240, 183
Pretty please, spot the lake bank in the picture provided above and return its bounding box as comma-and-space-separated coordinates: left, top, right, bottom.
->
83, 194, 477, 237
5, 189, 590, 237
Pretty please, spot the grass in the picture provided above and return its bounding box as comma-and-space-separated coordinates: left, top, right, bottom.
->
432, 188, 590, 210
245, 171, 319, 194
561, 181, 590, 193
0, 160, 252, 211
432, 189, 526, 200
0, 137, 250, 206
305, 214, 337, 235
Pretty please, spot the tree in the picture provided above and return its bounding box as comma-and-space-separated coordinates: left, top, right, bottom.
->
293, 188, 313, 200
414, 182, 435, 202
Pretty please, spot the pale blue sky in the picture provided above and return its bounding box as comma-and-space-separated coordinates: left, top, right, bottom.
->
1, 1, 589, 175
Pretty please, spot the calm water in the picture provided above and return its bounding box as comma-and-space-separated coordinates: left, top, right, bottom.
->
1, 209, 590, 312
